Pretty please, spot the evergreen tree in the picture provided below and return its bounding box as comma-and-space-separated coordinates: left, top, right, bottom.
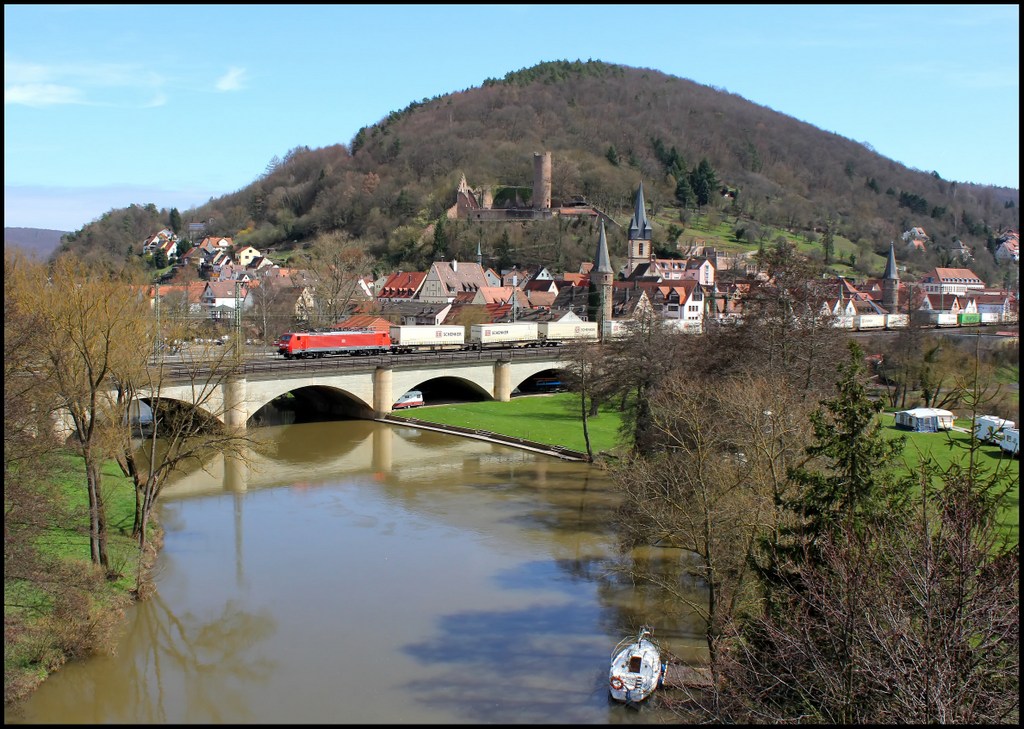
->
690, 158, 718, 211
168, 207, 182, 235
496, 229, 514, 270
432, 217, 449, 259
675, 173, 693, 210
754, 340, 913, 608
821, 218, 835, 264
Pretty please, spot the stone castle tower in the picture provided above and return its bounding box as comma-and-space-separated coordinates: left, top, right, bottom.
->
626, 181, 653, 277
882, 241, 899, 312
533, 151, 552, 210
590, 219, 614, 338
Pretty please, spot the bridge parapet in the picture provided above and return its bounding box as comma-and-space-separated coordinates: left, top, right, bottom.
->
130, 349, 567, 430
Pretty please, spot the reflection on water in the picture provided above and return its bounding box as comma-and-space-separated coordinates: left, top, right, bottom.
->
7, 421, 707, 724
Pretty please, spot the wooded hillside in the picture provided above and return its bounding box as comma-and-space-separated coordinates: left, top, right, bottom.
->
57, 60, 1019, 283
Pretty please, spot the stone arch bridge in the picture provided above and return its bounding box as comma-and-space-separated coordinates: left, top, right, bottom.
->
138, 348, 567, 430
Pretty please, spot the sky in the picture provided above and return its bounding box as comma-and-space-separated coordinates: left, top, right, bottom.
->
4, 4, 1019, 232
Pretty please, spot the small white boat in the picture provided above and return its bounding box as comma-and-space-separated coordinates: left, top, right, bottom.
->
608, 625, 666, 703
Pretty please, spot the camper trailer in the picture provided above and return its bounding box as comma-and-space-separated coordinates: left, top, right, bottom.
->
894, 408, 955, 432
975, 415, 1015, 443
999, 428, 1019, 457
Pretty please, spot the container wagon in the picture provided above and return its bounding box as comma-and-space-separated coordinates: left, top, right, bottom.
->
537, 321, 599, 345
389, 325, 465, 353
854, 314, 885, 331
469, 322, 540, 348
885, 314, 909, 329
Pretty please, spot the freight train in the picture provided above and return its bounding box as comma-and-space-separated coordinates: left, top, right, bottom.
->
837, 311, 1010, 331
276, 322, 600, 359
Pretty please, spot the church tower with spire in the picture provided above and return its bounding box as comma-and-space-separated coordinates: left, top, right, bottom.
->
626, 181, 653, 277
590, 219, 614, 338
881, 241, 900, 312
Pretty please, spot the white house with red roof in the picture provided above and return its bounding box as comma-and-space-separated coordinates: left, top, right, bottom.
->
657, 280, 706, 332
995, 232, 1019, 263
201, 280, 250, 320
919, 267, 986, 296
378, 271, 427, 302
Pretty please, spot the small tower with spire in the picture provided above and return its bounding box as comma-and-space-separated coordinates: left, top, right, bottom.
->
626, 181, 653, 277
881, 241, 899, 312
590, 219, 614, 338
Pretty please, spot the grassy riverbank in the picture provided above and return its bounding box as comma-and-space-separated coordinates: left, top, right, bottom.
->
6, 397, 1017, 708
414, 393, 630, 457
4, 455, 151, 706
412, 394, 1019, 538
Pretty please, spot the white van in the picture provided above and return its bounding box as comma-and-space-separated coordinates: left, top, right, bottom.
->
392, 390, 424, 409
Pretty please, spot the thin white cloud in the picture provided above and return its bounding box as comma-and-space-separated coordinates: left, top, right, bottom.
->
4, 83, 86, 107
215, 67, 247, 92
4, 57, 166, 108
143, 92, 169, 108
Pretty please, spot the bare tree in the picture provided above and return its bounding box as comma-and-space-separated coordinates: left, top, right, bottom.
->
559, 339, 616, 461
299, 231, 375, 327
692, 344, 1019, 724
109, 332, 260, 591
710, 462, 1018, 724
610, 372, 814, 691
7, 254, 152, 571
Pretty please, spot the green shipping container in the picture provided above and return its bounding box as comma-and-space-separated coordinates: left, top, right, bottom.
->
958, 313, 980, 325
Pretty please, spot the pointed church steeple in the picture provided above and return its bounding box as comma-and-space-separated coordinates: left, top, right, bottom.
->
590, 219, 614, 338
882, 241, 899, 280
626, 181, 653, 277
628, 181, 652, 241
594, 219, 613, 275
881, 241, 900, 312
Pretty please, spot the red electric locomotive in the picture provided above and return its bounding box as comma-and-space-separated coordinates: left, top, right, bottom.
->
277, 329, 391, 359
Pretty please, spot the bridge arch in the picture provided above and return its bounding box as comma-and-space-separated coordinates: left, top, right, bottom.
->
134, 351, 568, 430
251, 384, 374, 425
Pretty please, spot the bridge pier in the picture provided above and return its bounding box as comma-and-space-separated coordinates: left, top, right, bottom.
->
373, 366, 393, 418
372, 425, 393, 474
224, 447, 249, 492
223, 375, 248, 431
494, 360, 511, 402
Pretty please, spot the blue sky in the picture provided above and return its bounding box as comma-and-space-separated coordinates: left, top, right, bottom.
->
4, 4, 1019, 232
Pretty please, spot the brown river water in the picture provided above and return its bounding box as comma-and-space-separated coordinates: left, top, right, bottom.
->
6, 420, 708, 724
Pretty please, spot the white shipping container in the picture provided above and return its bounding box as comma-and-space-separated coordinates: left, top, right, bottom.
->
980, 312, 1001, 324
855, 314, 885, 330
470, 322, 539, 345
934, 312, 958, 327
885, 314, 909, 329
604, 320, 634, 339
389, 325, 465, 347
538, 321, 599, 341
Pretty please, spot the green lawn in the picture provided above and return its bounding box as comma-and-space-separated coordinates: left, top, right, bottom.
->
878, 413, 1019, 536
413, 393, 627, 456
409, 395, 1019, 537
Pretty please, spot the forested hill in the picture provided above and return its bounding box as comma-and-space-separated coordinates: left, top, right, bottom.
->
59, 59, 1018, 279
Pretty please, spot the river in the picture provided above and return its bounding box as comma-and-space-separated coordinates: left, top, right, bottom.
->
6, 420, 708, 724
